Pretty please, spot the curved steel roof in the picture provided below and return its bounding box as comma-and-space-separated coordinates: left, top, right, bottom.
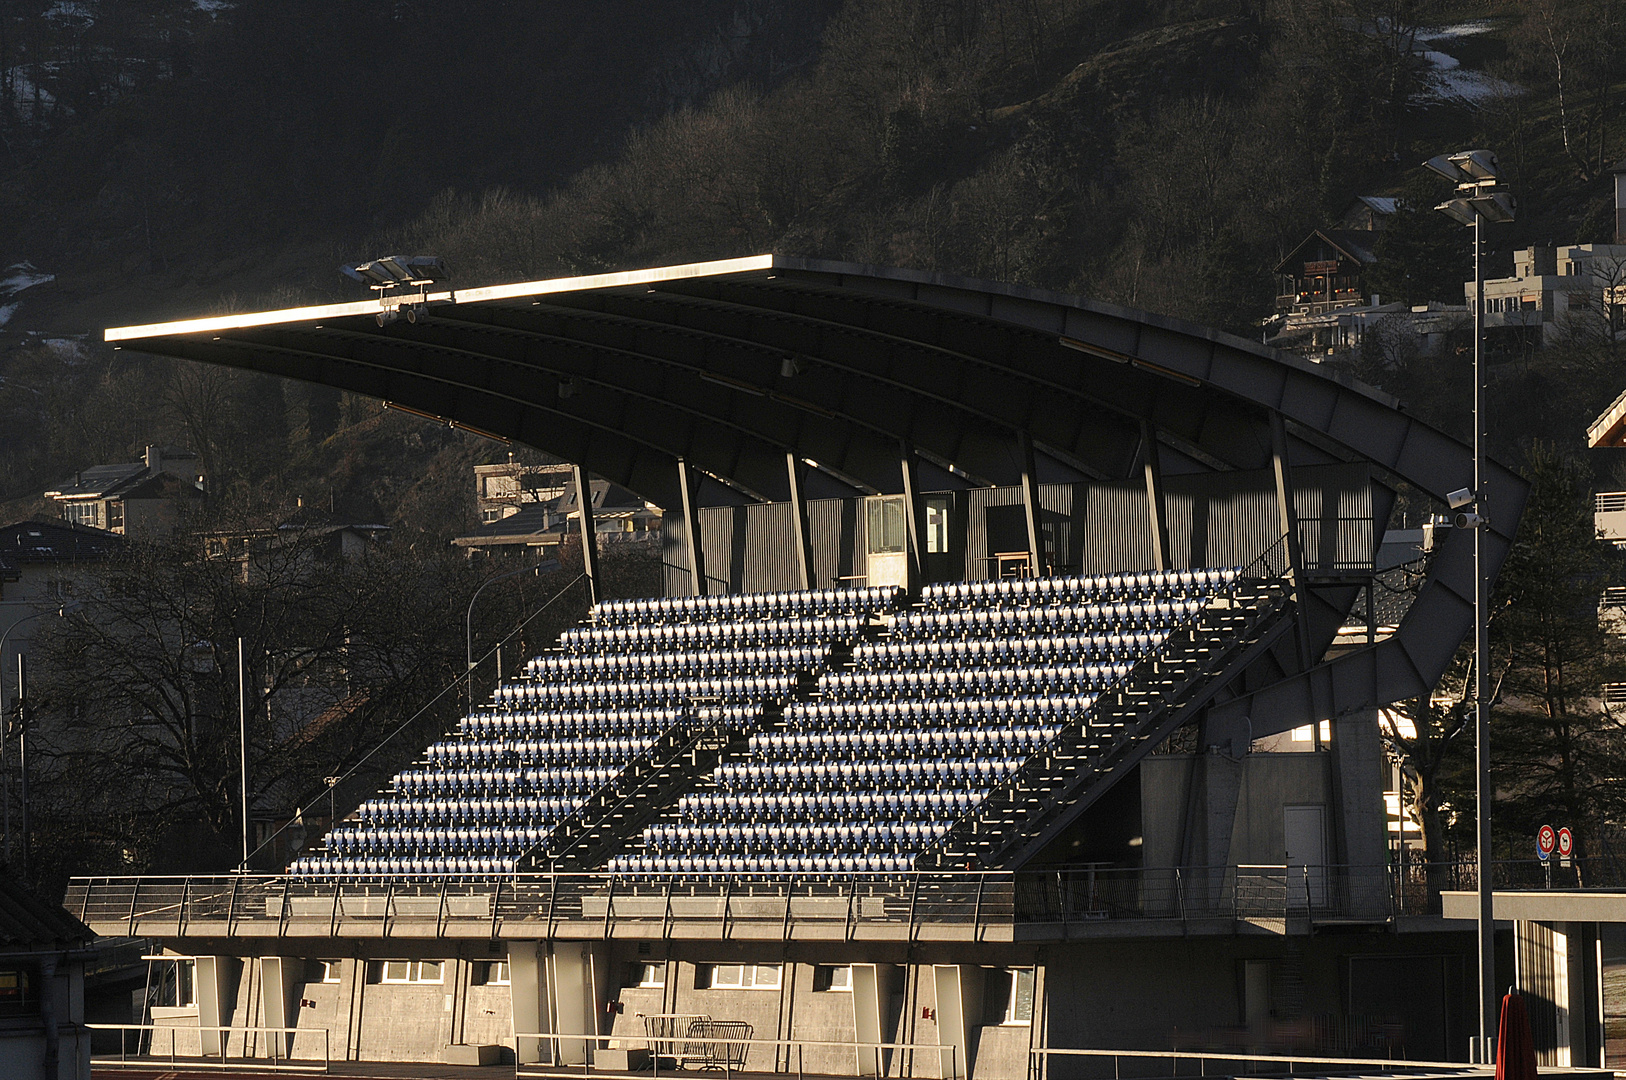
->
106, 254, 1527, 730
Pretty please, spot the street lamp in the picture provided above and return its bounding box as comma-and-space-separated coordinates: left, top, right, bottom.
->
465, 561, 550, 709
1427, 147, 1514, 1065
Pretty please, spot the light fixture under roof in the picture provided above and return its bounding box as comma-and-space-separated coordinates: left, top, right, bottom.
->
342, 255, 447, 291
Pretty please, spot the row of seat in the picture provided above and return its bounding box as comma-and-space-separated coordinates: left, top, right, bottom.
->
490, 673, 799, 707
590, 586, 903, 626
356, 795, 583, 825
326, 823, 549, 854
748, 725, 1060, 758
459, 706, 688, 738
784, 695, 1103, 729
890, 599, 1204, 638
424, 735, 659, 768
818, 664, 1130, 701
852, 632, 1168, 668
524, 644, 828, 678
560, 615, 867, 653
292, 854, 520, 877
643, 819, 952, 850
918, 567, 1241, 606
395, 765, 619, 797
715, 757, 1019, 790
608, 853, 916, 874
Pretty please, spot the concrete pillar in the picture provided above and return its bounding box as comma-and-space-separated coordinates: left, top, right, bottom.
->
786, 452, 815, 591
677, 459, 708, 596
852, 963, 899, 1077
1517, 920, 1601, 1067
1332, 708, 1388, 916
931, 964, 983, 1080
509, 942, 550, 1065
571, 464, 602, 606
195, 956, 239, 1058
548, 942, 608, 1065
259, 957, 299, 1061
1141, 420, 1170, 572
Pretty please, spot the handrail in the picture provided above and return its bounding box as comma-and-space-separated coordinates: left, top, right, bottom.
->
1030, 1045, 1468, 1080
87, 1021, 329, 1073
512, 1029, 956, 1080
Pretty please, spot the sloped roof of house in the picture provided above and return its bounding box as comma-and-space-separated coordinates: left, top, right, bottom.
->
43, 461, 147, 500
0, 518, 124, 562
0, 875, 93, 951
1272, 229, 1379, 275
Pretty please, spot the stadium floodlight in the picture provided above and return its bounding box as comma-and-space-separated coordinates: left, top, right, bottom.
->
342, 254, 447, 291
1424, 149, 1500, 185
1428, 145, 1514, 1067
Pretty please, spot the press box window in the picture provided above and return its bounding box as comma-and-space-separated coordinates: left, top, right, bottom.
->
152, 958, 196, 1008
813, 965, 851, 992
0, 966, 36, 1018
375, 960, 443, 984
925, 497, 950, 554
698, 963, 780, 989
866, 496, 906, 555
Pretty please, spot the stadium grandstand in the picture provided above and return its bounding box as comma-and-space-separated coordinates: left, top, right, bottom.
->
65, 256, 1535, 1073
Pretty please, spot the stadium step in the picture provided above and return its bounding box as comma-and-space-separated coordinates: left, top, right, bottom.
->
915, 579, 1291, 871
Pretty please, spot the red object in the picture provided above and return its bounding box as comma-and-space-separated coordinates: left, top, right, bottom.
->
1495, 991, 1538, 1080
1537, 825, 1556, 859
1557, 828, 1573, 858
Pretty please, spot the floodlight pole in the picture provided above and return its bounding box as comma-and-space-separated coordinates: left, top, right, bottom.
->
239, 637, 250, 871
1472, 209, 1496, 1064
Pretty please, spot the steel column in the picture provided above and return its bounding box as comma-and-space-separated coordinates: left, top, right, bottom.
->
1018, 431, 1043, 577
677, 460, 708, 596
571, 464, 603, 606
900, 442, 928, 593
1141, 420, 1171, 572
786, 452, 816, 591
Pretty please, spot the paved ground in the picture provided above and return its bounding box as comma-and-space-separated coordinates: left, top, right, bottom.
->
93, 1063, 515, 1080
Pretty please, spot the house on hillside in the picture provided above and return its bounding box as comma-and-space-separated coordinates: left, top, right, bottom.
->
453, 458, 660, 560
0, 519, 123, 695
43, 445, 203, 538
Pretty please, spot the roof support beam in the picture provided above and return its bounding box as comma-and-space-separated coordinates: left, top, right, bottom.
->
1141, 420, 1171, 573
677, 460, 708, 597
900, 443, 927, 595
571, 464, 602, 606
786, 453, 815, 593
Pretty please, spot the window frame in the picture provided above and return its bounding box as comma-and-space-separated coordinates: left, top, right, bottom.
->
701, 963, 781, 990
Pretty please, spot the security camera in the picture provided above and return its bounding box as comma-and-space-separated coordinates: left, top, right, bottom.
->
1446, 488, 1476, 510
1453, 511, 1487, 529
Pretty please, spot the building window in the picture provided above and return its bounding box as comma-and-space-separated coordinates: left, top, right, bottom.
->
376, 960, 443, 984
630, 962, 665, 988
473, 961, 509, 986
107, 501, 124, 531
0, 966, 36, 1018
311, 960, 342, 984
698, 964, 780, 990
63, 501, 102, 529
1604, 684, 1626, 705
152, 958, 196, 1008
988, 968, 1034, 1025
813, 965, 852, 992
866, 496, 906, 555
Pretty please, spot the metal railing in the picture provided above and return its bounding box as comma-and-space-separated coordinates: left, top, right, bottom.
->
1029, 1045, 1469, 1080
88, 1021, 330, 1073
66, 862, 1492, 941
512, 1029, 957, 1080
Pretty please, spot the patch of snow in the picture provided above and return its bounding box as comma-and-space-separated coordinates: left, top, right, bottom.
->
42, 338, 89, 360
0, 304, 18, 328
1416, 21, 1497, 44
193, 0, 233, 12
0, 263, 54, 298
44, 2, 94, 21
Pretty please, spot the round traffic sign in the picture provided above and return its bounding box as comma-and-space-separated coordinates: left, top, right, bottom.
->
1557, 827, 1573, 858
1537, 824, 1556, 859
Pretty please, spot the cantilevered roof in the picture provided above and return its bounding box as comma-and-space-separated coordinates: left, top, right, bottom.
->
106, 254, 1527, 729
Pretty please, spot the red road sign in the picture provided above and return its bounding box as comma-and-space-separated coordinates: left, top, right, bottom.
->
1537, 824, 1556, 859
1557, 827, 1574, 858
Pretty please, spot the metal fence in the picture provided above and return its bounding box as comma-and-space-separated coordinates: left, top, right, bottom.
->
62, 862, 1509, 940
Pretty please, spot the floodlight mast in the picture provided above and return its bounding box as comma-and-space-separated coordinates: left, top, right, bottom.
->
1427, 146, 1512, 1066
341, 255, 447, 325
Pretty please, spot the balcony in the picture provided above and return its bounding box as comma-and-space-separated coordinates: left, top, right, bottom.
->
1596, 492, 1626, 542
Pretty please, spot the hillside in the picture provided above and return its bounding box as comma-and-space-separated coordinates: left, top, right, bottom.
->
2, 0, 1625, 528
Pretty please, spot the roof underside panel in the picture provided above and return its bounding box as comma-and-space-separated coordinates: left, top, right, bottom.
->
106, 255, 1527, 727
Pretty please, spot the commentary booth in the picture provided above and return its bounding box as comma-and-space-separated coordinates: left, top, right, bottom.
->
67, 256, 1524, 1072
